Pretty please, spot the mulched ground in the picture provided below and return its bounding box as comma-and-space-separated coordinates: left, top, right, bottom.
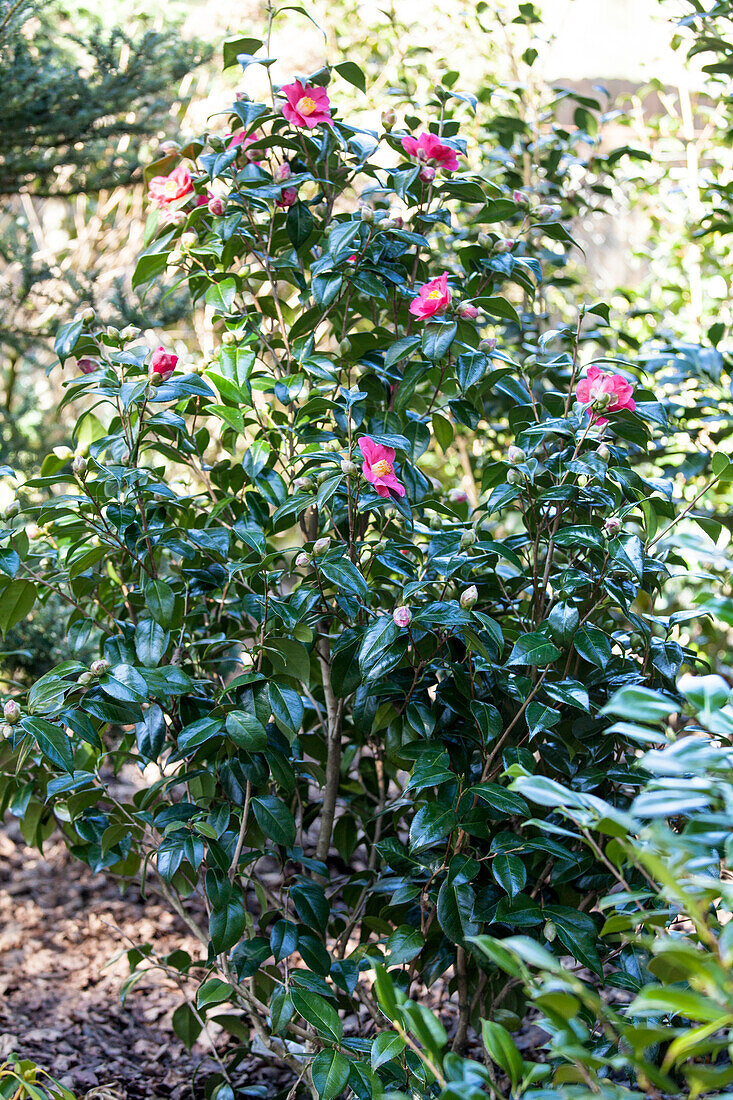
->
0, 824, 287, 1099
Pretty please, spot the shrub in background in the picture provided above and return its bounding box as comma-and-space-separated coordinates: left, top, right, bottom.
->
0, 19, 729, 1100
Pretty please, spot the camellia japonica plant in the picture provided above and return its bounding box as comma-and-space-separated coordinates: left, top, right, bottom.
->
0, 26, 719, 1100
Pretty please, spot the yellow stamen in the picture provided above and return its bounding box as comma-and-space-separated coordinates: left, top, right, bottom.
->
373, 459, 392, 477
426, 288, 442, 299
296, 95, 317, 116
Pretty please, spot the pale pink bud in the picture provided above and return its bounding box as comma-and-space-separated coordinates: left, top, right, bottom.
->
159, 140, 179, 155
479, 338, 497, 353
295, 552, 310, 568
392, 216, 404, 229
419, 165, 436, 183
381, 108, 396, 131
3, 700, 20, 725
393, 606, 412, 628
275, 163, 292, 183
507, 445, 526, 466
604, 517, 621, 537
448, 488, 469, 504
313, 537, 330, 555
460, 585, 478, 610
77, 358, 98, 375
513, 189, 529, 206
494, 238, 514, 254
207, 197, 225, 215
457, 303, 479, 320
90, 659, 110, 677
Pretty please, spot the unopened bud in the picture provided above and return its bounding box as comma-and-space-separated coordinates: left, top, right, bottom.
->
167, 210, 186, 227
381, 108, 396, 132
207, 197, 226, 216
629, 632, 644, 648
392, 215, 404, 229
393, 606, 412, 628
72, 455, 87, 478
3, 501, 20, 520
477, 232, 492, 249
535, 204, 561, 221
295, 552, 310, 568
159, 140, 179, 155
274, 163, 292, 183
513, 189, 529, 206
604, 517, 621, 537
460, 529, 477, 550
448, 488, 469, 504
429, 515, 442, 530
479, 338, 497, 354
597, 444, 610, 462
1, 723, 13, 738
339, 338, 351, 356
544, 920, 557, 942
120, 325, 141, 341
222, 331, 237, 345
457, 303, 479, 320
595, 391, 613, 410
294, 477, 312, 491
507, 468, 523, 485
360, 207, 374, 224
341, 459, 357, 475
507, 445, 525, 466
106, 326, 120, 340
181, 232, 197, 251
325, 438, 340, 452
77, 307, 95, 323
90, 659, 110, 677
494, 238, 515, 254
313, 537, 330, 555
78, 672, 95, 686
419, 166, 436, 183
374, 540, 388, 553
460, 585, 478, 610
3, 700, 20, 725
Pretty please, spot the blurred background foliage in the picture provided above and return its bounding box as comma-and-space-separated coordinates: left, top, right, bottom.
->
2, 0, 733, 686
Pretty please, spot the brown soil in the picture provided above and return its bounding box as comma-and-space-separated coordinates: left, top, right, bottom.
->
0, 825, 287, 1099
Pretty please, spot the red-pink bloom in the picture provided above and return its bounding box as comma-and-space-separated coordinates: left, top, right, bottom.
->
147, 165, 193, 208
281, 81, 333, 129
401, 131, 459, 172
576, 365, 636, 426
77, 358, 99, 375
275, 187, 298, 208
358, 437, 405, 499
150, 346, 179, 381
409, 272, 451, 319
195, 192, 213, 207
227, 130, 262, 164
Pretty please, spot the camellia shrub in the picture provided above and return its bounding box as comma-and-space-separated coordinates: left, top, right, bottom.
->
0, 25, 726, 1100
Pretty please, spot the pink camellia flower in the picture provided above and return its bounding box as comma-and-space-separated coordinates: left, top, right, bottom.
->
275, 187, 298, 209
281, 81, 333, 129
401, 131, 459, 172
195, 192, 213, 207
576, 365, 636, 426
393, 606, 412, 628
358, 437, 405, 499
227, 130, 262, 164
150, 346, 179, 381
409, 272, 451, 319
77, 358, 99, 375
147, 165, 193, 208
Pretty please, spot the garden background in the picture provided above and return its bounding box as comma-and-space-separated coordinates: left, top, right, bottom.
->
2, 1, 733, 1099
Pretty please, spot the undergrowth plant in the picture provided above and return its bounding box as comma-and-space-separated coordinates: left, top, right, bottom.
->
0, 18, 727, 1100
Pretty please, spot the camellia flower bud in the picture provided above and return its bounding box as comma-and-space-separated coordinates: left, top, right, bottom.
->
477, 232, 491, 249
150, 346, 178, 381
479, 338, 497, 354
513, 189, 529, 206
313, 537, 330, 555
460, 529, 477, 550
295, 552, 310, 568
374, 539, 388, 553
3, 500, 20, 520
341, 459, 357, 475
360, 206, 374, 223
429, 515, 442, 530
207, 197, 226, 216
339, 338, 351, 356
604, 517, 621, 537
419, 165, 436, 183
3, 700, 20, 725
159, 140, 179, 155
166, 210, 187, 227
448, 488, 469, 504
507, 468, 523, 485
392, 216, 404, 229
1, 723, 13, 738
78, 671, 95, 686
460, 585, 478, 610
72, 455, 87, 478
597, 444, 610, 462
275, 187, 298, 209
222, 331, 237, 345
457, 303, 479, 320
381, 107, 396, 131
507, 445, 526, 466
120, 324, 141, 341
77, 357, 98, 375
294, 476, 312, 491
393, 606, 412, 628
90, 658, 111, 677
77, 306, 95, 323
535, 204, 561, 221
494, 238, 514, 254
275, 163, 292, 183
180, 231, 197, 251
